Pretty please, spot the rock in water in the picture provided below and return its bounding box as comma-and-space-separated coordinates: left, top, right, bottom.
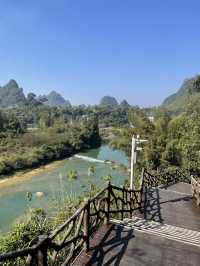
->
35, 191, 45, 197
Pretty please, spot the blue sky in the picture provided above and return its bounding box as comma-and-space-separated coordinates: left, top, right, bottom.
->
1, 0, 200, 106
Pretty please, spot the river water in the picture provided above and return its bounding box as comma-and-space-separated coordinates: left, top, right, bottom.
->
0, 145, 129, 232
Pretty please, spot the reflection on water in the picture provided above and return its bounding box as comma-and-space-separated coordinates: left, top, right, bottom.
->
0, 145, 129, 232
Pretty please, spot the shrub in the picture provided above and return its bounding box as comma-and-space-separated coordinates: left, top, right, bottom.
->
0, 208, 50, 265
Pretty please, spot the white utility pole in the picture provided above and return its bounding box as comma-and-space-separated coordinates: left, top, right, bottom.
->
130, 136, 136, 190
130, 135, 147, 190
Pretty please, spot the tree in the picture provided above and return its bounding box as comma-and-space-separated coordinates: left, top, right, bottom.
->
88, 165, 95, 176
162, 140, 182, 166
67, 170, 78, 181
27, 93, 45, 107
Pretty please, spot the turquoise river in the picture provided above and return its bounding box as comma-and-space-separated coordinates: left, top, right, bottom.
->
0, 145, 129, 232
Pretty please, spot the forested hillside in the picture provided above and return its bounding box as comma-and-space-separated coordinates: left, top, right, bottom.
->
162, 74, 200, 113
109, 99, 200, 174
0, 105, 101, 176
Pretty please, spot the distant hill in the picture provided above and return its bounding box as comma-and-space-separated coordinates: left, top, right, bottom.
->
100, 96, 118, 107
40, 91, 71, 107
120, 99, 130, 108
162, 75, 200, 113
0, 80, 26, 107
0, 80, 72, 108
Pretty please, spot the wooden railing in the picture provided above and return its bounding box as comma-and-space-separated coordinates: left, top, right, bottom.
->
0, 169, 190, 265
191, 176, 200, 206
0, 182, 142, 266
142, 168, 190, 189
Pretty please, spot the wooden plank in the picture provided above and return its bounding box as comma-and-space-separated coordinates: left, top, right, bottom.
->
72, 224, 200, 266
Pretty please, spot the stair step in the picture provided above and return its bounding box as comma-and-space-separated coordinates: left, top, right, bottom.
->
111, 217, 200, 247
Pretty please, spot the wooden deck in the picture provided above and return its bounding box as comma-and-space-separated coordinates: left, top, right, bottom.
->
73, 182, 200, 266
141, 183, 200, 231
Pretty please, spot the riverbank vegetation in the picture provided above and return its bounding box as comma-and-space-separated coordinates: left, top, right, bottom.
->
109, 99, 200, 174
0, 106, 101, 176
4, 96, 200, 178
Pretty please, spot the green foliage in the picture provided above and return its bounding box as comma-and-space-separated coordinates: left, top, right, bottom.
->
88, 165, 95, 176
0, 208, 50, 265
128, 107, 154, 136
67, 170, 78, 180
50, 196, 83, 228
109, 103, 200, 174
102, 175, 112, 182
0, 115, 101, 176
84, 182, 101, 198
0, 110, 25, 135
162, 140, 182, 166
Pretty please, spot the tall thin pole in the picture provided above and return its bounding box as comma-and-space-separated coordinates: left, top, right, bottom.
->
130, 136, 135, 190
130, 134, 147, 190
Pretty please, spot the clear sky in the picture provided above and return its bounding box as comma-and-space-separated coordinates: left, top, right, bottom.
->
1, 0, 200, 106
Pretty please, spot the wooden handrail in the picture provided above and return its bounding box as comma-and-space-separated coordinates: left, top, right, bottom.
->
0, 181, 143, 265
0, 169, 190, 265
142, 168, 190, 189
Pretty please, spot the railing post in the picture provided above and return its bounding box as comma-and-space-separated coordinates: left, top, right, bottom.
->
104, 181, 111, 225
26, 254, 35, 266
191, 176, 195, 197
36, 235, 48, 266
83, 198, 90, 252
139, 168, 145, 213
128, 188, 132, 218
120, 185, 125, 220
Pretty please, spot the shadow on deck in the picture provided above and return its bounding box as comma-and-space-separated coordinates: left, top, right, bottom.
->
73, 224, 135, 266
141, 183, 200, 231
74, 182, 200, 266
